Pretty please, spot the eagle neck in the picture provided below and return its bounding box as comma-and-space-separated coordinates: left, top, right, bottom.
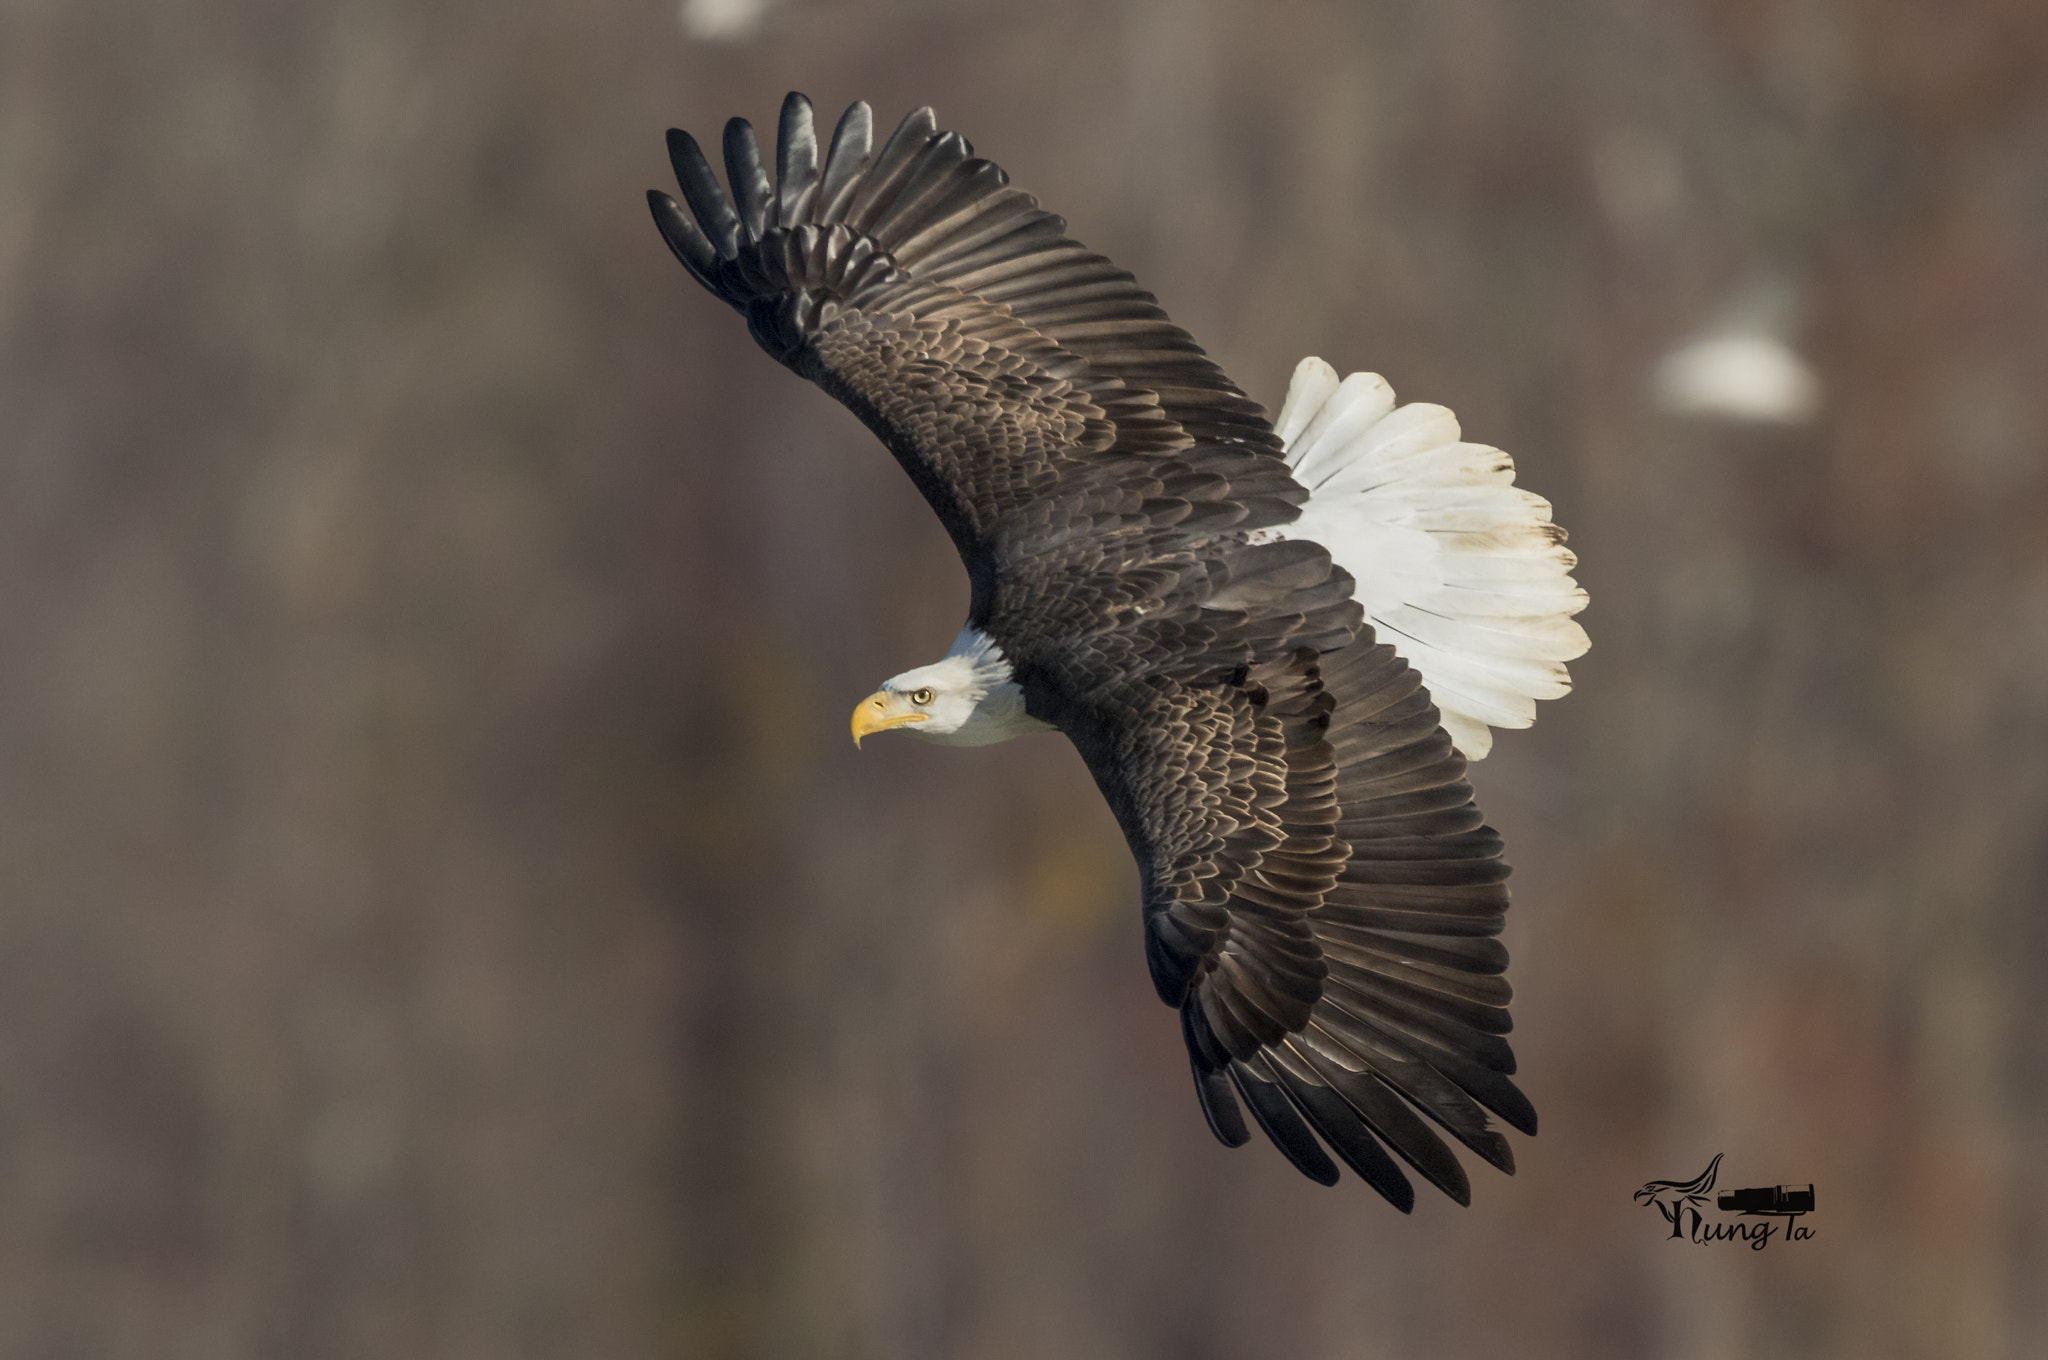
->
925, 627, 1053, 747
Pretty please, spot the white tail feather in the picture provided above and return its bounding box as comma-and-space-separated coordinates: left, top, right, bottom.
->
1272, 357, 1589, 760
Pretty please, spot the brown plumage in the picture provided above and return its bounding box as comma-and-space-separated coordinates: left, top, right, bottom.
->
649, 94, 1535, 1211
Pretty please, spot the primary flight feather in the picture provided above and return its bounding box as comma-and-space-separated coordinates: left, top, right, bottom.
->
649, 94, 1588, 1211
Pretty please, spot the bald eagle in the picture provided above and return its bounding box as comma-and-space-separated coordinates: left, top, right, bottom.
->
649, 95, 1588, 1211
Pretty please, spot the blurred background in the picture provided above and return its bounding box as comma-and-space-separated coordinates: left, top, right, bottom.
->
4, 0, 2046, 1355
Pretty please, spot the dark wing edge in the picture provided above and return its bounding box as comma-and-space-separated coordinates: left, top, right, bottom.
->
647, 93, 1304, 515
1139, 636, 1534, 1211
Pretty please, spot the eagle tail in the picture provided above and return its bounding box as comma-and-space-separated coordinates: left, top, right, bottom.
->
1272, 357, 1590, 759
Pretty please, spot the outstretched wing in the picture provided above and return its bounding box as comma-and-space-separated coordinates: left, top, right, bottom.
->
648, 93, 1303, 609
1057, 616, 1533, 1212
650, 95, 1535, 1208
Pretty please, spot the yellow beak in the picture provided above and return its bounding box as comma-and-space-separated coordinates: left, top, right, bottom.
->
851, 690, 928, 747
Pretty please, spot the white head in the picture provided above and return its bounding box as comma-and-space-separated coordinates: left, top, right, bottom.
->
849, 629, 1052, 748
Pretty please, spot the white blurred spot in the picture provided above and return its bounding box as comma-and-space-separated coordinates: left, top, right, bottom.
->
1655, 333, 1821, 425
679, 0, 768, 42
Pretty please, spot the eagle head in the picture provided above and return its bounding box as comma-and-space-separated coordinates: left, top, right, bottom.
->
850, 629, 1051, 748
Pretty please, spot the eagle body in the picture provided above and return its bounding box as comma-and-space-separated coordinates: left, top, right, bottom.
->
650, 94, 1588, 1211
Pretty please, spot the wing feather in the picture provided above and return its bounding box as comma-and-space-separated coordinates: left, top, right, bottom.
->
664, 128, 740, 259
814, 101, 874, 223
1275, 1069, 1417, 1210
722, 118, 772, 240
844, 105, 939, 229
774, 93, 821, 225
1229, 1063, 1341, 1186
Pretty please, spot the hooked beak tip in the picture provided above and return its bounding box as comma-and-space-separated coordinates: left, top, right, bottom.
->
851, 690, 890, 748
851, 690, 926, 747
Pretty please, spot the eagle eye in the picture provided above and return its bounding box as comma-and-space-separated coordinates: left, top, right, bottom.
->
911, 687, 935, 706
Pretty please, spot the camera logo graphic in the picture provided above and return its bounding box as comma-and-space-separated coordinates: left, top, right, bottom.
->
1717, 1183, 1816, 1216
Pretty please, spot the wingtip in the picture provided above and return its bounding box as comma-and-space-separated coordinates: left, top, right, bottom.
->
1230, 1065, 1343, 1186
1197, 1073, 1251, 1148
647, 188, 719, 284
